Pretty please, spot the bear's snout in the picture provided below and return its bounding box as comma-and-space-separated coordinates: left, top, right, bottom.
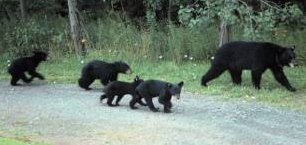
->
289, 59, 298, 68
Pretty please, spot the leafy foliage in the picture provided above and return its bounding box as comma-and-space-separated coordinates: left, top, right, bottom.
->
0, 0, 305, 63
178, 0, 305, 39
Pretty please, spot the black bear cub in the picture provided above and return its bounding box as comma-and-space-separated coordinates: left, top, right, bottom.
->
100, 76, 146, 107
8, 51, 48, 86
201, 41, 297, 91
130, 80, 184, 113
78, 60, 132, 90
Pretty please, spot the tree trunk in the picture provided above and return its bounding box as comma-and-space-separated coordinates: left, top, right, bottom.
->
68, 0, 86, 57
20, 0, 27, 20
3, 6, 14, 20
218, 21, 230, 47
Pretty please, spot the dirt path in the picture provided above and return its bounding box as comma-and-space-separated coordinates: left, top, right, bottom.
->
0, 82, 306, 145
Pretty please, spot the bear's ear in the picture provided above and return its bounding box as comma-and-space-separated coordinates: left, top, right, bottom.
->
135, 75, 140, 81
292, 45, 296, 51
178, 81, 184, 87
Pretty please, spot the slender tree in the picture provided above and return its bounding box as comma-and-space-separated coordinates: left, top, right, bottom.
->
218, 0, 235, 47
19, 0, 27, 20
218, 22, 230, 47
68, 0, 86, 57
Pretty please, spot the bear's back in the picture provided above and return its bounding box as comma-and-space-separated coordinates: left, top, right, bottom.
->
213, 41, 282, 69
8, 57, 32, 73
136, 80, 168, 97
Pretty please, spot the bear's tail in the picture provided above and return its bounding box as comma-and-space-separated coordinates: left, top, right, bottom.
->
100, 94, 107, 103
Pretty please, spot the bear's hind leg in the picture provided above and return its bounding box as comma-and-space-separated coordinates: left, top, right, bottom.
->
201, 66, 226, 86
251, 69, 265, 90
144, 97, 159, 112
100, 94, 107, 103
115, 95, 124, 106
10, 76, 21, 86
229, 69, 242, 85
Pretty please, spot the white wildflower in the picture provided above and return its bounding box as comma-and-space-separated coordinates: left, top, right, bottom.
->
158, 55, 163, 59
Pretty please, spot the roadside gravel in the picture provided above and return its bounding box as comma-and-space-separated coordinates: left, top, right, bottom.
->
0, 82, 305, 145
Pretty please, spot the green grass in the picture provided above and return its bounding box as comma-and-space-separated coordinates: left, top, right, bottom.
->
1, 50, 306, 112
0, 137, 48, 145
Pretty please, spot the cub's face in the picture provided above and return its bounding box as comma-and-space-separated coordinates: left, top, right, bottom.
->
280, 47, 298, 68
168, 81, 184, 100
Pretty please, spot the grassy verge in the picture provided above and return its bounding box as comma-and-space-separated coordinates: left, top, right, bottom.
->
1, 50, 306, 112
0, 138, 48, 145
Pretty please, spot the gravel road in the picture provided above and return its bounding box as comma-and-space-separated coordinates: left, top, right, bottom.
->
0, 82, 306, 145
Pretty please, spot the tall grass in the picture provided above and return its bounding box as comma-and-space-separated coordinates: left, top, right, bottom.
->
1, 14, 305, 64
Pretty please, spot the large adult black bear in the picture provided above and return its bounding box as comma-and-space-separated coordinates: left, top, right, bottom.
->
78, 60, 132, 90
130, 80, 184, 113
8, 51, 48, 86
201, 41, 297, 92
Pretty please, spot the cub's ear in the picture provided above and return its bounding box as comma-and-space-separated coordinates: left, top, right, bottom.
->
134, 75, 140, 81
292, 45, 296, 50
178, 81, 184, 87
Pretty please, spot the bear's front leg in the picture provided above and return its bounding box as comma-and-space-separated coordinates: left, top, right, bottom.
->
129, 96, 139, 109
270, 67, 296, 92
138, 99, 147, 106
20, 73, 33, 83
163, 101, 172, 113
29, 70, 45, 80
107, 95, 117, 107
